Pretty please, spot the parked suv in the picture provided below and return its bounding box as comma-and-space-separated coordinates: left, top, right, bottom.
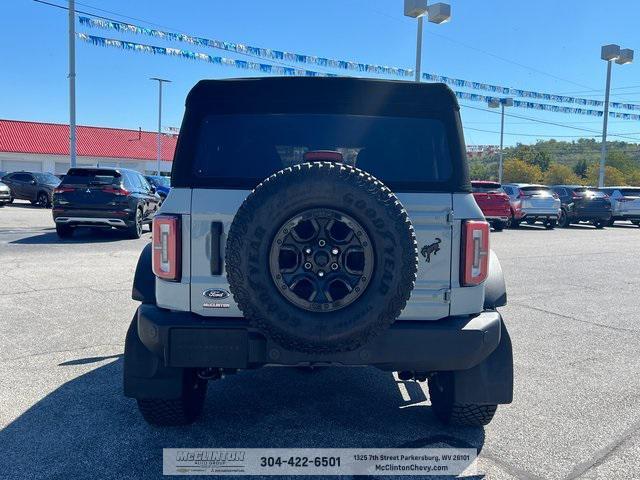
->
144, 175, 171, 201
598, 187, 640, 226
0, 181, 11, 206
471, 181, 511, 231
125, 78, 512, 427
52, 167, 160, 238
1, 171, 60, 207
551, 185, 611, 228
502, 183, 560, 229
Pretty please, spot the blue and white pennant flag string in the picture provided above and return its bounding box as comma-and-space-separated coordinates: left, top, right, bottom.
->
424, 73, 640, 112
78, 16, 413, 78
76, 33, 336, 77
76, 32, 640, 121
78, 15, 640, 114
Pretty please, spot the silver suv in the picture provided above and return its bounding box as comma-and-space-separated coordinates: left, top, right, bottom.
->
503, 183, 561, 229
124, 77, 513, 427
599, 187, 640, 226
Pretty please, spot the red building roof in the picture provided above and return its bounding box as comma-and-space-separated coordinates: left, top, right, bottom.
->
0, 119, 177, 162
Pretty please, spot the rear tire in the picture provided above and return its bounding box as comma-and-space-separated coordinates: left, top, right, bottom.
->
493, 221, 504, 232
37, 192, 50, 208
136, 370, 208, 426
594, 220, 606, 229
55, 224, 74, 238
557, 209, 570, 228
428, 373, 497, 427
126, 208, 143, 239
545, 219, 556, 230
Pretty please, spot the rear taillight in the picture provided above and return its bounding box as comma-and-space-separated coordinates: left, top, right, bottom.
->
53, 186, 75, 194
102, 185, 130, 196
152, 215, 181, 281
461, 220, 490, 286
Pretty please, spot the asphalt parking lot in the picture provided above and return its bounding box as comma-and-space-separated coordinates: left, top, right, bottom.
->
1, 201, 639, 480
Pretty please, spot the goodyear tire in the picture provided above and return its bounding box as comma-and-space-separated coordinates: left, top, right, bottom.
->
225, 162, 418, 353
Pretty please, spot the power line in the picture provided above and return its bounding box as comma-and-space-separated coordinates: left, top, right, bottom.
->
465, 127, 601, 138
459, 103, 640, 142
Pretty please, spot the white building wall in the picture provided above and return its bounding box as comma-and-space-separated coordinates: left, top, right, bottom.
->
0, 152, 172, 175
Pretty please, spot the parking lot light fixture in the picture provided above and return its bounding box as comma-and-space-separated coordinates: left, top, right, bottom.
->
598, 45, 634, 188
404, 0, 451, 82
488, 98, 513, 183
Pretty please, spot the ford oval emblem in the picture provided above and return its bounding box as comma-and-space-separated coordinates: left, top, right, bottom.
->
203, 288, 230, 299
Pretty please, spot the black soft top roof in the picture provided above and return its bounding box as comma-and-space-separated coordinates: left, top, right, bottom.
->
186, 77, 460, 115
173, 77, 470, 192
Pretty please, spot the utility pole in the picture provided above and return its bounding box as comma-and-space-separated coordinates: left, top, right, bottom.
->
69, 0, 77, 168
150, 78, 171, 175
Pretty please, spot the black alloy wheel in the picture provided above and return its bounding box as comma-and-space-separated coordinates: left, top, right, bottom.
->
269, 208, 374, 313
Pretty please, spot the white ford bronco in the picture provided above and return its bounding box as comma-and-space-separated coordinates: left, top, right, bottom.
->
125, 77, 513, 427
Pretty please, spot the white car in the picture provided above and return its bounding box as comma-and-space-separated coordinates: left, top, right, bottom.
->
502, 183, 561, 229
599, 187, 640, 226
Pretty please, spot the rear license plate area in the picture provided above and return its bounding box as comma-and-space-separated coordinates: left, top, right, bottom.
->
169, 328, 248, 367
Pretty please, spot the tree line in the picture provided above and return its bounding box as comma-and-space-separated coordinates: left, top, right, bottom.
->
469, 138, 640, 186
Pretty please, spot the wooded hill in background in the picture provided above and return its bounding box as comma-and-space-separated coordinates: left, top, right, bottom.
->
469, 139, 640, 186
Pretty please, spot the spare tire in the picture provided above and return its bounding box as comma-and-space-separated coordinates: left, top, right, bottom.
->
225, 162, 418, 353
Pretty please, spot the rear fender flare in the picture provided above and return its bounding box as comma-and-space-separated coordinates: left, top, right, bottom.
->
484, 250, 507, 309
132, 243, 156, 304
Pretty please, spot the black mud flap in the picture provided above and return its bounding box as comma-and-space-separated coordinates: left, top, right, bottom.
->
452, 319, 513, 405
123, 314, 185, 400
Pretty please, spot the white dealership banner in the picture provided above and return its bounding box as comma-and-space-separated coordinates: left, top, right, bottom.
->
163, 448, 477, 476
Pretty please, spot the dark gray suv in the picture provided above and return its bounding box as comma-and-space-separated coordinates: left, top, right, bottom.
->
1, 171, 60, 208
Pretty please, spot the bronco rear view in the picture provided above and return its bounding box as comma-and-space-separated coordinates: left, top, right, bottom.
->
124, 77, 513, 427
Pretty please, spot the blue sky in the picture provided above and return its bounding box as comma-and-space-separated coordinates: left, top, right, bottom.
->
2, 0, 640, 146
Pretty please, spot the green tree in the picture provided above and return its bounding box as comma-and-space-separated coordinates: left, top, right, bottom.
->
503, 158, 543, 183
573, 159, 588, 178
469, 162, 495, 181
543, 164, 583, 185
625, 169, 640, 186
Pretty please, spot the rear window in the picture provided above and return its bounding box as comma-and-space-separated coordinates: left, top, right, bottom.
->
34, 173, 60, 184
62, 169, 121, 186
620, 188, 640, 197
192, 114, 452, 190
573, 188, 606, 198
521, 186, 552, 196
472, 182, 502, 193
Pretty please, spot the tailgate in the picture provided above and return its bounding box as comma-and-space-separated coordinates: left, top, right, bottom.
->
190, 189, 453, 321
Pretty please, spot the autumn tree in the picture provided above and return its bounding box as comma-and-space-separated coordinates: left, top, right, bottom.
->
543, 164, 583, 185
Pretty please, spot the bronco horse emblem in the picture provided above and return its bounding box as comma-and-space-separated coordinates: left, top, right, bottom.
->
421, 238, 442, 263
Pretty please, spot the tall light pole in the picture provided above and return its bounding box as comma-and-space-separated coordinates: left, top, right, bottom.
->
598, 45, 634, 188
488, 97, 513, 184
68, 0, 77, 169
404, 1, 451, 82
150, 78, 171, 175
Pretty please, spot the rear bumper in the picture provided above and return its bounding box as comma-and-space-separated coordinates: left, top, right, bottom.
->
485, 215, 510, 223
520, 211, 558, 220
53, 208, 135, 227
135, 304, 503, 372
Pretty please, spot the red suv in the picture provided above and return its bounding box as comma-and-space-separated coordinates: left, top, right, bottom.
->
471, 181, 511, 231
